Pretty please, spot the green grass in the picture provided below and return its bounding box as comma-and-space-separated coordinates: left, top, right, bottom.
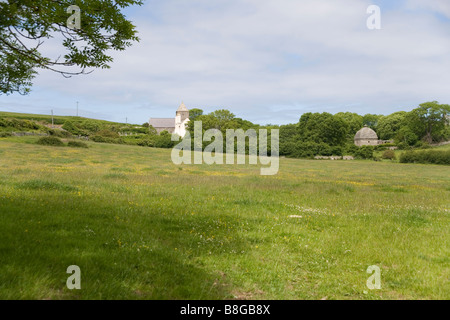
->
0, 136, 449, 300
0, 111, 134, 126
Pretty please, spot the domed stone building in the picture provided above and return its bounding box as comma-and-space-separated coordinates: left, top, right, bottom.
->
354, 125, 380, 146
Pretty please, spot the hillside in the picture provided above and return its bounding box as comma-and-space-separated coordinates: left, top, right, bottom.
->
0, 111, 134, 127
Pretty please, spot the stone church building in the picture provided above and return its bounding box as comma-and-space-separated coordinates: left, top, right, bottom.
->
149, 102, 190, 137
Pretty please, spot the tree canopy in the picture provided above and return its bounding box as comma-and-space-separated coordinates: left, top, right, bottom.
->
0, 0, 143, 95
407, 101, 450, 144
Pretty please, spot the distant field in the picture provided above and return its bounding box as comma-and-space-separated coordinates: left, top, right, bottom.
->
0, 136, 448, 299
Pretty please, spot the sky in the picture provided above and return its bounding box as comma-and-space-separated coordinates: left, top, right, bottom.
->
1, 0, 450, 125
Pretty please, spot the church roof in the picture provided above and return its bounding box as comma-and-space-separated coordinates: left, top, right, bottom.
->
149, 118, 175, 128
355, 126, 378, 140
177, 102, 189, 112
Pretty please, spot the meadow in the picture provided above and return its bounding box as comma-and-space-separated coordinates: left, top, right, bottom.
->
0, 136, 448, 299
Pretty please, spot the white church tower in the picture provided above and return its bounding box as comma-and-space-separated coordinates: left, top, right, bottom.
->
174, 102, 190, 137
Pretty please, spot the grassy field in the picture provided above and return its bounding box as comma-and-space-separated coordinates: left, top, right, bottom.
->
0, 136, 449, 300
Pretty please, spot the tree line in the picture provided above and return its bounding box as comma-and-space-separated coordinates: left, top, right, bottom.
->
182, 101, 449, 159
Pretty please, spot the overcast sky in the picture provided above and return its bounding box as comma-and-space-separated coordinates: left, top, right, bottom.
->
1, 0, 450, 125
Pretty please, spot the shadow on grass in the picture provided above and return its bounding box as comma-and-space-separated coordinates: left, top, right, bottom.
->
0, 192, 243, 299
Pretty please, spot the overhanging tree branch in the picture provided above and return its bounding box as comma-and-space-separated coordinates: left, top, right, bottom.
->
0, 0, 143, 95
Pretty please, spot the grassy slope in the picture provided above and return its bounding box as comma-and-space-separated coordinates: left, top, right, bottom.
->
0, 111, 134, 126
0, 136, 448, 299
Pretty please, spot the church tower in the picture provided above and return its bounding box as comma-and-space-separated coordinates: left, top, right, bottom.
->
174, 102, 190, 137
176, 102, 189, 123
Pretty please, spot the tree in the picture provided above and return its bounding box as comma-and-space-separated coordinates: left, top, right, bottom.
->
395, 126, 418, 146
189, 108, 203, 122
0, 0, 143, 95
335, 112, 363, 140
279, 123, 299, 156
408, 101, 450, 143
362, 114, 381, 130
210, 109, 236, 131
377, 111, 407, 140
298, 112, 349, 147
187, 109, 238, 133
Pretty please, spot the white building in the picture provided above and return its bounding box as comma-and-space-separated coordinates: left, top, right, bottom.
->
149, 102, 190, 137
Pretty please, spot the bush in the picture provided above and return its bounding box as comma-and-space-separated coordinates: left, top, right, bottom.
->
0, 132, 12, 137
375, 143, 396, 151
90, 135, 124, 144
62, 121, 85, 136
95, 129, 120, 138
414, 141, 431, 149
136, 138, 155, 147
0, 118, 42, 131
354, 145, 374, 159
382, 149, 396, 160
400, 150, 450, 165
330, 146, 343, 156
344, 144, 359, 156
48, 129, 72, 138
396, 142, 411, 150
120, 127, 150, 135
67, 141, 88, 148
153, 131, 175, 148
79, 120, 101, 133
36, 136, 64, 146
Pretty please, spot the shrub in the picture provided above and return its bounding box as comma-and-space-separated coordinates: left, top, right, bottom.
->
79, 120, 101, 133
68, 141, 88, 148
48, 129, 72, 138
382, 149, 396, 160
153, 131, 175, 148
95, 129, 120, 138
22, 119, 40, 130
414, 141, 431, 149
330, 146, 343, 156
0, 132, 12, 137
120, 127, 150, 135
90, 135, 124, 144
375, 143, 396, 151
36, 136, 64, 146
400, 150, 450, 165
396, 142, 412, 150
136, 138, 155, 147
344, 144, 359, 156
62, 121, 85, 136
0, 118, 42, 131
354, 145, 374, 159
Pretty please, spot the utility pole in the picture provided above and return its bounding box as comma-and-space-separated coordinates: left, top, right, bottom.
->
76, 101, 79, 117
51, 110, 54, 128
126, 117, 128, 124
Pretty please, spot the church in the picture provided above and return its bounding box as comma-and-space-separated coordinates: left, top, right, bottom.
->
149, 102, 190, 137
